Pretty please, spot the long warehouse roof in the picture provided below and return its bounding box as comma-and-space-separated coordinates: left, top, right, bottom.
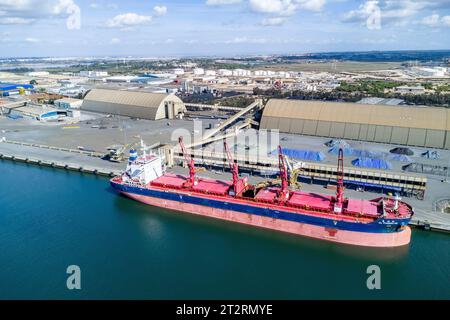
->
83, 88, 174, 108
262, 99, 450, 131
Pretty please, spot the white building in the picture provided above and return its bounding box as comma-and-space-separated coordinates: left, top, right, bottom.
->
105, 75, 137, 83
27, 71, 50, 77
172, 68, 185, 75
277, 71, 291, 78
54, 98, 83, 109
80, 71, 109, 78
200, 76, 216, 83
67, 109, 81, 118
232, 69, 251, 77
410, 67, 447, 77
182, 80, 192, 92
205, 70, 216, 76
395, 85, 426, 95
218, 69, 233, 76
253, 70, 268, 77
193, 68, 205, 76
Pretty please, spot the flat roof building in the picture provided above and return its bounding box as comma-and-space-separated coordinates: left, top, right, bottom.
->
0, 82, 33, 96
81, 89, 186, 120
10, 105, 67, 121
260, 99, 450, 149
54, 98, 83, 109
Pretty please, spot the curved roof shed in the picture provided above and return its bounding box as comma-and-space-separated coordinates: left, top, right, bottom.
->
82, 89, 186, 120
261, 99, 450, 149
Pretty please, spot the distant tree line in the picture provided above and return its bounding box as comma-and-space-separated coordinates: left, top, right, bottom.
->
337, 80, 403, 96
2, 67, 34, 73
253, 86, 450, 108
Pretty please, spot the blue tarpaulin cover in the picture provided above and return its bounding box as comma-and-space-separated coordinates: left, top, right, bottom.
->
390, 154, 412, 162
274, 148, 326, 162
328, 147, 383, 158
351, 157, 392, 170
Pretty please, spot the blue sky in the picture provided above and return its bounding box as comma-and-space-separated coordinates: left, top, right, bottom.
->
0, 0, 449, 57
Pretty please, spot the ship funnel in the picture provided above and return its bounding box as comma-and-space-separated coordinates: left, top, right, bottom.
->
129, 149, 138, 162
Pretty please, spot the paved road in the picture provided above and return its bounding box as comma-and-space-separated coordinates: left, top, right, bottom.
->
0, 142, 123, 173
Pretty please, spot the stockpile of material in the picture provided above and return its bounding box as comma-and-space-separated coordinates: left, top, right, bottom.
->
328, 147, 384, 158
390, 147, 414, 156
352, 157, 392, 170
275, 148, 326, 162
328, 146, 355, 156
390, 154, 413, 162
421, 150, 440, 160
403, 163, 448, 176
325, 139, 350, 148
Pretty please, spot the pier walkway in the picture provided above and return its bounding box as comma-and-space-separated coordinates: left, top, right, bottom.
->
0, 142, 122, 177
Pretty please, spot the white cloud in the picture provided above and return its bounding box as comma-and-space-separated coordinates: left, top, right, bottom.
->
153, 5, 167, 17
421, 13, 440, 26
105, 5, 167, 29
105, 13, 152, 28
0, 17, 35, 24
421, 13, 450, 27
207, 0, 326, 25
249, 0, 325, 15
443, 15, 450, 26
344, 0, 381, 30
224, 37, 268, 44
261, 17, 286, 26
300, 0, 325, 12
110, 37, 121, 44
0, 0, 81, 29
184, 39, 199, 44
25, 37, 41, 43
206, 0, 242, 5
343, 0, 450, 29
249, 0, 297, 16
381, 0, 425, 19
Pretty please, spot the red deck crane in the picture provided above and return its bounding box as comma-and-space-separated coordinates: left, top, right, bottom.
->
334, 148, 345, 213
277, 145, 290, 202
179, 136, 196, 187
223, 140, 240, 196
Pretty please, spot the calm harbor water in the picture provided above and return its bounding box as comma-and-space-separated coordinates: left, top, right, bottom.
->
0, 160, 449, 299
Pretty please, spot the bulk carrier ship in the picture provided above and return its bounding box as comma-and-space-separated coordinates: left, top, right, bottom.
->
111, 138, 413, 247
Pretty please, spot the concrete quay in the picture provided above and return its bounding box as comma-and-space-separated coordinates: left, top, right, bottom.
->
0, 141, 122, 177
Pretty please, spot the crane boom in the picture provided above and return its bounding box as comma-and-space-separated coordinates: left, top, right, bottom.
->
277, 145, 290, 201
178, 136, 196, 187
223, 140, 239, 195
334, 148, 345, 213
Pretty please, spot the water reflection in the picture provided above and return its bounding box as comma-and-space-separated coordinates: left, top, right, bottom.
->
112, 193, 409, 262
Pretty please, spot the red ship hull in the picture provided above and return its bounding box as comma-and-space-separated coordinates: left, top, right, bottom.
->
121, 190, 412, 248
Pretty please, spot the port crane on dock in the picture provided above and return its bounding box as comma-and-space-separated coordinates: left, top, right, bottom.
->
223, 140, 249, 197
179, 136, 196, 187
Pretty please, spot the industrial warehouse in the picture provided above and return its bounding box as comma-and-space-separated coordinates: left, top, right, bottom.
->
81, 89, 186, 120
260, 99, 450, 149
0, 82, 34, 97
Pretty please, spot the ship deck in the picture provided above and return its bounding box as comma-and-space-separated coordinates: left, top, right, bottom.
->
125, 173, 413, 221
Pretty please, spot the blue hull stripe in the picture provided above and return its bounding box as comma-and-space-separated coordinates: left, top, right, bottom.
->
111, 182, 410, 234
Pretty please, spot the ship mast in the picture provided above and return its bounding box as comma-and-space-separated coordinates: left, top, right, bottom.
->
277, 145, 290, 202
223, 139, 239, 195
179, 136, 196, 187
334, 148, 344, 213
